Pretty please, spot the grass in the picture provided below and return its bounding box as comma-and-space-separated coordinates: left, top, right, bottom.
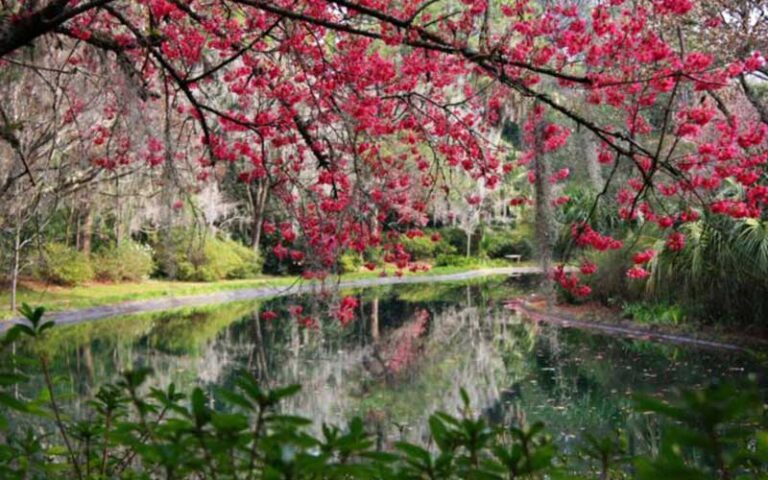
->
0, 259, 535, 321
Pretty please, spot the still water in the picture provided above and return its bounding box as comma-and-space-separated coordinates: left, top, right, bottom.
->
15, 275, 764, 451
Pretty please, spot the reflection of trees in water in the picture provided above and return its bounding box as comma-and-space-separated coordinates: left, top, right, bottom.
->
11, 303, 260, 417
233, 296, 541, 443
511, 325, 758, 458
14, 280, 759, 452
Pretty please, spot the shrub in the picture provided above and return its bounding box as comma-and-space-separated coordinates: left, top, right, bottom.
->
622, 302, 686, 326
647, 218, 768, 324
440, 227, 471, 255
36, 242, 94, 286
400, 232, 456, 261
362, 246, 383, 264
225, 238, 263, 279
155, 232, 262, 281
94, 240, 155, 282
583, 249, 635, 306
186, 237, 261, 281
480, 225, 533, 259
338, 250, 363, 273
434, 253, 476, 267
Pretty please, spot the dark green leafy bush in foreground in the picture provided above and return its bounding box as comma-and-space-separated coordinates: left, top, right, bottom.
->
1, 306, 766, 479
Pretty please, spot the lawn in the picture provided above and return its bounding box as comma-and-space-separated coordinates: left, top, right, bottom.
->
0, 259, 533, 320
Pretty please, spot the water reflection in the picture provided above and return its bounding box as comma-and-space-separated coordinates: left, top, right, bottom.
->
11, 276, 763, 452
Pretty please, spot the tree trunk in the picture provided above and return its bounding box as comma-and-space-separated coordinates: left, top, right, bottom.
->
79, 203, 93, 255
10, 219, 21, 313
251, 204, 262, 252
533, 119, 556, 308
583, 133, 603, 191
466, 231, 472, 258
249, 180, 269, 254
159, 92, 178, 278
74, 213, 81, 251
114, 174, 122, 246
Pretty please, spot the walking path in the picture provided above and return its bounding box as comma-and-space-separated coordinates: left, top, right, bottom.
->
3, 267, 750, 352
2, 267, 540, 331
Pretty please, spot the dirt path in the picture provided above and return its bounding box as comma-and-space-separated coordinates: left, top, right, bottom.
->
2, 267, 540, 331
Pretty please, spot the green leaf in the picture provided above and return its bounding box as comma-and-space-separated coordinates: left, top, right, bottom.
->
0, 392, 28, 412
211, 412, 248, 433
460, 388, 471, 408
395, 442, 431, 464
0, 373, 28, 386
269, 384, 301, 402
190, 388, 210, 425
264, 414, 312, 427
216, 388, 253, 410
429, 415, 453, 452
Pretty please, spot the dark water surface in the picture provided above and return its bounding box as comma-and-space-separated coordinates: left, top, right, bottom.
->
9, 275, 765, 451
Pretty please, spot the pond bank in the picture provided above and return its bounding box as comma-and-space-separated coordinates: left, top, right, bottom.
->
2, 266, 543, 331
507, 299, 767, 353
507, 299, 747, 351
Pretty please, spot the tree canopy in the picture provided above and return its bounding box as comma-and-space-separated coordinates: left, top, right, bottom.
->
1, 0, 766, 295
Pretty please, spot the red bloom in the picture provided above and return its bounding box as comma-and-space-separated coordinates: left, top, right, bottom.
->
666, 232, 686, 252
262, 222, 276, 235
281, 226, 297, 243
579, 261, 597, 275
632, 249, 656, 265
657, 216, 675, 229
626, 266, 650, 280
273, 244, 288, 261
573, 285, 592, 297
336, 296, 359, 327
299, 316, 318, 329
260, 311, 278, 321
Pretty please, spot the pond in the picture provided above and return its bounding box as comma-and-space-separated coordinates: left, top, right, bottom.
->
9, 275, 765, 454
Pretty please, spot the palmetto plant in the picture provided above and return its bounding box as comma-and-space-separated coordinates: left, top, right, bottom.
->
647, 216, 768, 324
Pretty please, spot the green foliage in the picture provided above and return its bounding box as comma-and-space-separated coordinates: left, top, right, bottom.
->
647, 217, 768, 324
155, 232, 262, 281
36, 242, 95, 286
339, 251, 363, 273
633, 381, 765, 479
148, 302, 258, 355
555, 188, 624, 259
622, 302, 686, 326
93, 240, 155, 282
434, 254, 477, 268
225, 237, 264, 279
2, 309, 767, 479
584, 248, 642, 306
439, 227, 472, 256
400, 233, 456, 261
480, 225, 533, 259
501, 119, 523, 149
